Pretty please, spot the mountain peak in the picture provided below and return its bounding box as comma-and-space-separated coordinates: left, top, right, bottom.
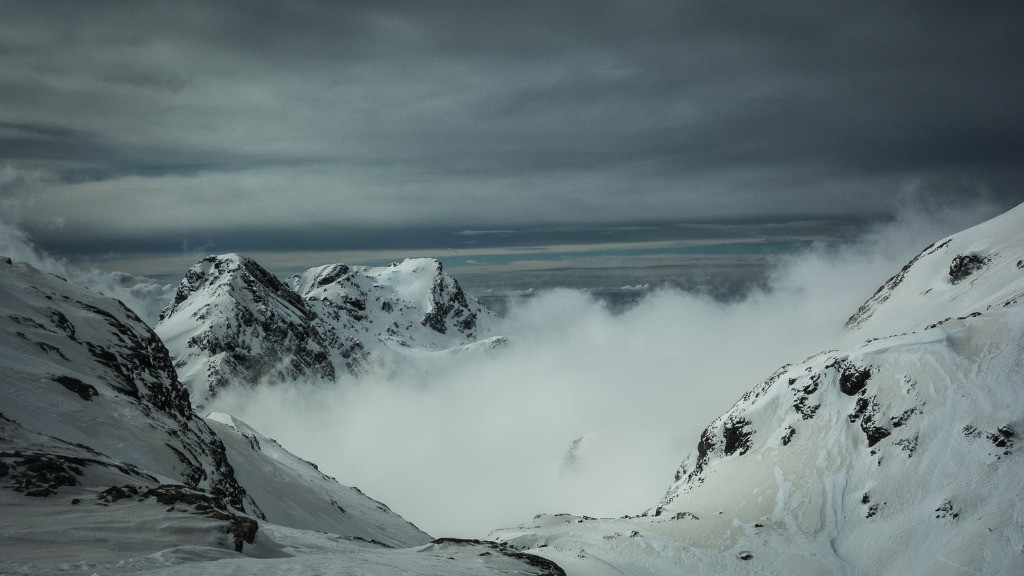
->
156, 254, 336, 403
0, 260, 485, 570
160, 253, 308, 323
490, 203, 1024, 575
158, 254, 501, 402
291, 256, 499, 346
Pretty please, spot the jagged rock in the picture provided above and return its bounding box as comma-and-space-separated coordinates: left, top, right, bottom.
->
780, 426, 796, 446
948, 253, 990, 284
831, 358, 873, 396
157, 254, 337, 403
6, 452, 84, 497
934, 500, 959, 519
52, 375, 98, 401
722, 417, 753, 456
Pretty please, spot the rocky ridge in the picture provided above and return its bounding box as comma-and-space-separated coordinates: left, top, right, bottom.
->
0, 256, 250, 509
157, 255, 500, 404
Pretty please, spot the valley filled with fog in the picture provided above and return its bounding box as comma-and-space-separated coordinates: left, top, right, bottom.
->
181, 201, 998, 537
0, 200, 1003, 539
4, 194, 1023, 576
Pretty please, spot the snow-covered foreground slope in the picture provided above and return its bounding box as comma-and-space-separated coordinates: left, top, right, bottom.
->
205, 412, 430, 548
491, 206, 1024, 575
1, 484, 563, 576
0, 257, 564, 575
157, 254, 501, 405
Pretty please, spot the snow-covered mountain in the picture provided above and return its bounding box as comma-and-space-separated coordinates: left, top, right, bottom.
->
155, 254, 342, 405
291, 258, 497, 349
0, 256, 562, 575
157, 254, 501, 404
490, 205, 1024, 575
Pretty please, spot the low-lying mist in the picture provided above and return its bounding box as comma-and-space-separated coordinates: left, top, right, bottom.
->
207, 199, 1002, 538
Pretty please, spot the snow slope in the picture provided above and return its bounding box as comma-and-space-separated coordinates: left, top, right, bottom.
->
1, 479, 563, 576
846, 201, 1024, 336
205, 411, 431, 548
491, 205, 1024, 575
157, 255, 501, 404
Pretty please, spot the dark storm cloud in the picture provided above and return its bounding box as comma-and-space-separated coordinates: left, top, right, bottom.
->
2, 1, 1023, 260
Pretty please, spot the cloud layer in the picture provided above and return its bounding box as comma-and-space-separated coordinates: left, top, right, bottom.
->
2, 2, 1023, 261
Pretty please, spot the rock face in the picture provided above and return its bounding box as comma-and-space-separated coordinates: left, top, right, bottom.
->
490, 204, 1024, 576
948, 252, 990, 284
156, 254, 339, 404
0, 257, 250, 509
158, 254, 501, 404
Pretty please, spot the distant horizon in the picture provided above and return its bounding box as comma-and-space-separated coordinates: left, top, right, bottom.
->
44, 216, 854, 313
40, 213, 869, 278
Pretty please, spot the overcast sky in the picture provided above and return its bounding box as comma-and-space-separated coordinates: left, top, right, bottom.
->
2, 1, 1023, 273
